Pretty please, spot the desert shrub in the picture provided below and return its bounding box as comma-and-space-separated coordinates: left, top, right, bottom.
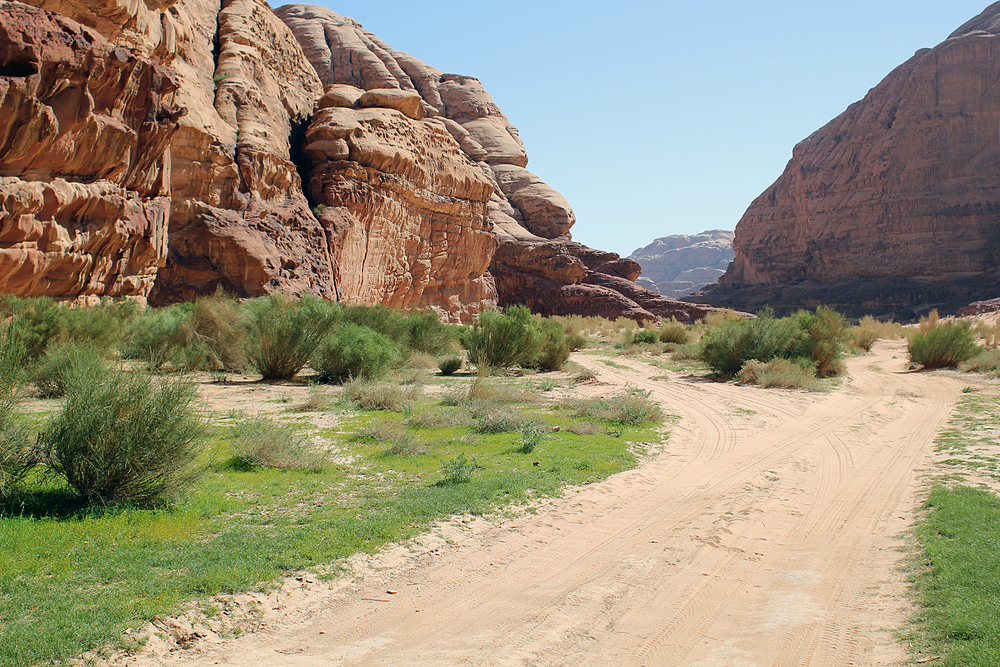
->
460, 304, 542, 372
974, 320, 1000, 349
908, 322, 982, 369
406, 408, 472, 429
122, 302, 211, 370
569, 387, 663, 425
853, 329, 880, 353
628, 329, 660, 346
312, 323, 398, 383
531, 318, 571, 371
961, 348, 1000, 374
31, 343, 106, 398
403, 310, 458, 355
0, 327, 34, 499
228, 415, 325, 471
0, 296, 64, 359
192, 290, 248, 371
566, 332, 588, 351
40, 361, 204, 505
439, 356, 463, 375
244, 294, 339, 380
468, 377, 539, 403
59, 299, 140, 352
791, 306, 849, 377
438, 453, 476, 485
702, 310, 743, 331
341, 304, 405, 342
517, 423, 544, 454
698, 314, 807, 377
471, 402, 528, 433
737, 358, 818, 390
918, 309, 941, 332
341, 377, 420, 412
659, 320, 690, 345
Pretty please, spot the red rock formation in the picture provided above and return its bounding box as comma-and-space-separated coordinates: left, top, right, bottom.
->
305, 98, 499, 321
0, 2, 181, 299
700, 3, 1000, 317
279, 4, 719, 321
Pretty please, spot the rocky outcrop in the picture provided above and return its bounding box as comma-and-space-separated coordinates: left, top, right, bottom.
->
304, 97, 498, 320
279, 4, 717, 321
698, 3, 1000, 317
0, 2, 181, 299
629, 230, 735, 298
148, 0, 336, 303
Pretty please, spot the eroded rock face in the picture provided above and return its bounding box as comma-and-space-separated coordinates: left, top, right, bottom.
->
700, 4, 1000, 317
279, 3, 716, 321
630, 230, 735, 299
148, 0, 337, 303
305, 103, 498, 321
0, 2, 180, 299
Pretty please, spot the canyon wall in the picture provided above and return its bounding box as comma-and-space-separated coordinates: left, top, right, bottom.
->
1, 0, 722, 321
696, 1, 1000, 317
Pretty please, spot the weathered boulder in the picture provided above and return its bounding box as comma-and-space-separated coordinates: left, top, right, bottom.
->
699, 3, 1000, 317
630, 230, 735, 298
0, 2, 181, 299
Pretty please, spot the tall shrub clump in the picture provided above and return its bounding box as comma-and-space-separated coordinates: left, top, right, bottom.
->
244, 294, 339, 380
698, 312, 807, 377
908, 322, 981, 369
40, 360, 204, 505
460, 305, 542, 372
0, 326, 33, 499
312, 323, 398, 383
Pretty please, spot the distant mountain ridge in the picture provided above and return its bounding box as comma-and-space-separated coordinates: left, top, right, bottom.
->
629, 230, 734, 299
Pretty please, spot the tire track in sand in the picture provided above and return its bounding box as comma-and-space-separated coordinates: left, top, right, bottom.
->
119, 340, 966, 667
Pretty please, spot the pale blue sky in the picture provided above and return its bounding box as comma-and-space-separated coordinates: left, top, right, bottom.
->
299, 1, 994, 257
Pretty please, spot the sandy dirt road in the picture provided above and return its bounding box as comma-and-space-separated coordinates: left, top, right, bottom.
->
128, 339, 967, 667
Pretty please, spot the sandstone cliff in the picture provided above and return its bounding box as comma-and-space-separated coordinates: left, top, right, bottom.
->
2, 0, 723, 322
0, 2, 181, 299
697, 2, 1000, 317
278, 4, 717, 322
629, 230, 735, 299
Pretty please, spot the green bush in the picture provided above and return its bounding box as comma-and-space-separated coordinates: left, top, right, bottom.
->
122, 302, 209, 370
403, 310, 457, 355
312, 324, 397, 383
244, 294, 339, 380
438, 356, 463, 375
0, 296, 63, 359
628, 329, 660, 346
31, 343, 105, 398
227, 414, 326, 471
40, 361, 204, 505
908, 322, 981, 369
659, 320, 690, 345
567, 387, 663, 426
962, 348, 1000, 374
531, 319, 570, 371
698, 314, 807, 377
0, 326, 33, 499
791, 306, 849, 377
438, 453, 476, 485
517, 423, 544, 454
192, 290, 248, 372
460, 305, 541, 372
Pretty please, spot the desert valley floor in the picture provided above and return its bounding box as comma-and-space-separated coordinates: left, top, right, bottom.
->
105, 338, 981, 667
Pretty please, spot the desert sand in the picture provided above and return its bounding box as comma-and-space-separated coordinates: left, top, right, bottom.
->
117, 338, 969, 667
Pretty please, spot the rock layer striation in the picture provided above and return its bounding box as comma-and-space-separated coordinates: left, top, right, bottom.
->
698, 2, 1000, 317
0, 2, 181, 299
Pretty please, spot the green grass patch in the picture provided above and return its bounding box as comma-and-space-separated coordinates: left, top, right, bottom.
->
911, 485, 1000, 666
0, 390, 665, 666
